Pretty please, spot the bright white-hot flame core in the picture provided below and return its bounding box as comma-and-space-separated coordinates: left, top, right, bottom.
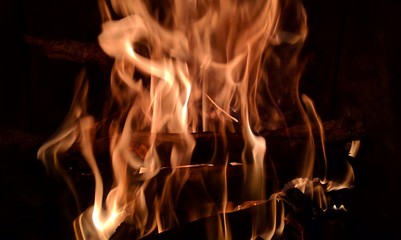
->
37, 0, 356, 239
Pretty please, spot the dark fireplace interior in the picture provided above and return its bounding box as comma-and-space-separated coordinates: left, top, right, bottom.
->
1, 0, 401, 239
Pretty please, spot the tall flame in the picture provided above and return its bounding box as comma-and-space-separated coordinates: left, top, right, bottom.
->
38, 0, 355, 239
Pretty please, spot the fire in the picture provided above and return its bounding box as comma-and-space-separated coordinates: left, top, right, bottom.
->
37, 0, 357, 239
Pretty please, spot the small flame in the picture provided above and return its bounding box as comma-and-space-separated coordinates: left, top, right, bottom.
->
38, 0, 356, 239
349, 140, 361, 158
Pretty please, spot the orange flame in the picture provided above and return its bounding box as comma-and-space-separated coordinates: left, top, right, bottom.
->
38, 0, 357, 239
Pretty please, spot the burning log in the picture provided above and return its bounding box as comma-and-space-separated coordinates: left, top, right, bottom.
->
112, 200, 268, 240
56, 117, 363, 183
128, 118, 364, 144
0, 128, 47, 151
0, 118, 362, 153
266, 118, 364, 142
110, 183, 351, 240
24, 35, 113, 66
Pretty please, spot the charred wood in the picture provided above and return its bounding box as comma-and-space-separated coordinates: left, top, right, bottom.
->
24, 35, 113, 66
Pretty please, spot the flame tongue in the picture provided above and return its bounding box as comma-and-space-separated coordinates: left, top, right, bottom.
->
37, 0, 356, 239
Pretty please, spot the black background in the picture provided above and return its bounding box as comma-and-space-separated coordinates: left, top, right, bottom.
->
1, 0, 401, 239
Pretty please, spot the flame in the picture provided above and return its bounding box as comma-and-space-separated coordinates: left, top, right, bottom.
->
37, 0, 357, 239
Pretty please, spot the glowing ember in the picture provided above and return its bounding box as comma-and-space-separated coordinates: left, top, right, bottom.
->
37, 0, 357, 239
